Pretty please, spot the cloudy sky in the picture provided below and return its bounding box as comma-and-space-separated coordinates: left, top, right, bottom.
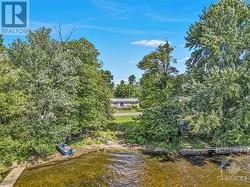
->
3, 0, 242, 83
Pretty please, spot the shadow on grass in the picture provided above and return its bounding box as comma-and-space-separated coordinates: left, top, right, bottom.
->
105, 116, 227, 167
107, 116, 148, 146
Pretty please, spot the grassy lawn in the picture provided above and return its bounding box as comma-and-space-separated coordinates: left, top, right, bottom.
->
71, 130, 118, 148
71, 115, 204, 151
71, 116, 137, 148
114, 116, 135, 122
113, 116, 204, 150
114, 108, 143, 113
110, 115, 147, 145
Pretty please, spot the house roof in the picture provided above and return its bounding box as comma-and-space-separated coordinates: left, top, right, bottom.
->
111, 98, 139, 102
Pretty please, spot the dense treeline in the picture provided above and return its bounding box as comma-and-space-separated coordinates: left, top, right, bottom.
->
0, 0, 249, 178
114, 75, 140, 98
0, 28, 112, 172
138, 0, 250, 147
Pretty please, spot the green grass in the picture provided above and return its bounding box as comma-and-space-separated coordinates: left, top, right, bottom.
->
72, 115, 204, 152
114, 116, 135, 122
110, 116, 148, 145
70, 116, 138, 148
112, 116, 204, 149
71, 130, 118, 148
114, 108, 143, 113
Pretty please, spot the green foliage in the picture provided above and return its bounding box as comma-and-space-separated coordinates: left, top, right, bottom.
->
179, 138, 204, 149
184, 68, 250, 146
8, 28, 80, 147
183, 0, 250, 146
114, 75, 140, 98
0, 51, 31, 169
0, 53, 28, 124
112, 116, 147, 145
0, 0, 249, 177
128, 75, 136, 85
138, 42, 178, 107
124, 122, 147, 145
101, 70, 115, 92
66, 37, 112, 131
185, 0, 249, 77
0, 28, 113, 173
142, 101, 181, 143
138, 0, 249, 148
71, 130, 117, 147
114, 116, 134, 123
0, 35, 4, 51
137, 42, 185, 147
0, 137, 22, 165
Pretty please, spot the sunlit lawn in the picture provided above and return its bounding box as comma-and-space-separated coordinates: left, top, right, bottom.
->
113, 116, 135, 122
114, 108, 143, 113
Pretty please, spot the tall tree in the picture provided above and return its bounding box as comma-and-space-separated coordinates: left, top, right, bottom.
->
66, 38, 112, 131
115, 80, 128, 98
0, 51, 29, 167
137, 42, 184, 144
114, 77, 140, 98
101, 70, 114, 91
128, 75, 136, 85
185, 0, 249, 77
0, 28, 114, 173
138, 42, 178, 107
8, 28, 80, 154
184, 0, 250, 146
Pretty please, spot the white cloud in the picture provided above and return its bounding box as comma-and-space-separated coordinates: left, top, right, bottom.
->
128, 60, 138, 64
130, 40, 166, 47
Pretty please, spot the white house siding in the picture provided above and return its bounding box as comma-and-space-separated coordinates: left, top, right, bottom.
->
111, 98, 139, 108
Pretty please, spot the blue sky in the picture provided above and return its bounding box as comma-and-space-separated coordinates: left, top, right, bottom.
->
3, 0, 247, 83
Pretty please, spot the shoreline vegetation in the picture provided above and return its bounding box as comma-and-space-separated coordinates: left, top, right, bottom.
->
1, 115, 249, 182
0, 0, 249, 183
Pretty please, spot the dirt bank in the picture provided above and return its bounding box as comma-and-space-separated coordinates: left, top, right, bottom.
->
4, 141, 248, 178
20, 141, 145, 169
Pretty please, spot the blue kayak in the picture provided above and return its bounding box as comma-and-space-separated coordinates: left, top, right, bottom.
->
57, 143, 75, 156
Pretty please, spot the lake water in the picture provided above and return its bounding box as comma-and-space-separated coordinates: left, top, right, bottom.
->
15, 151, 250, 187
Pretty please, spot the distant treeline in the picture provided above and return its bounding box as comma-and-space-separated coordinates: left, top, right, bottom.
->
114, 75, 140, 98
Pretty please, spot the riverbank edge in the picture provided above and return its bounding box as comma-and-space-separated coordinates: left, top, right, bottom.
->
19, 141, 179, 169
0, 141, 178, 181
1, 141, 249, 183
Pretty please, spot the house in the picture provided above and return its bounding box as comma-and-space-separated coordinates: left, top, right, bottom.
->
111, 98, 139, 108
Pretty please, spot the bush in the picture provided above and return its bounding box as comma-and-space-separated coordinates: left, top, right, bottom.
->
123, 120, 147, 145
142, 100, 181, 144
